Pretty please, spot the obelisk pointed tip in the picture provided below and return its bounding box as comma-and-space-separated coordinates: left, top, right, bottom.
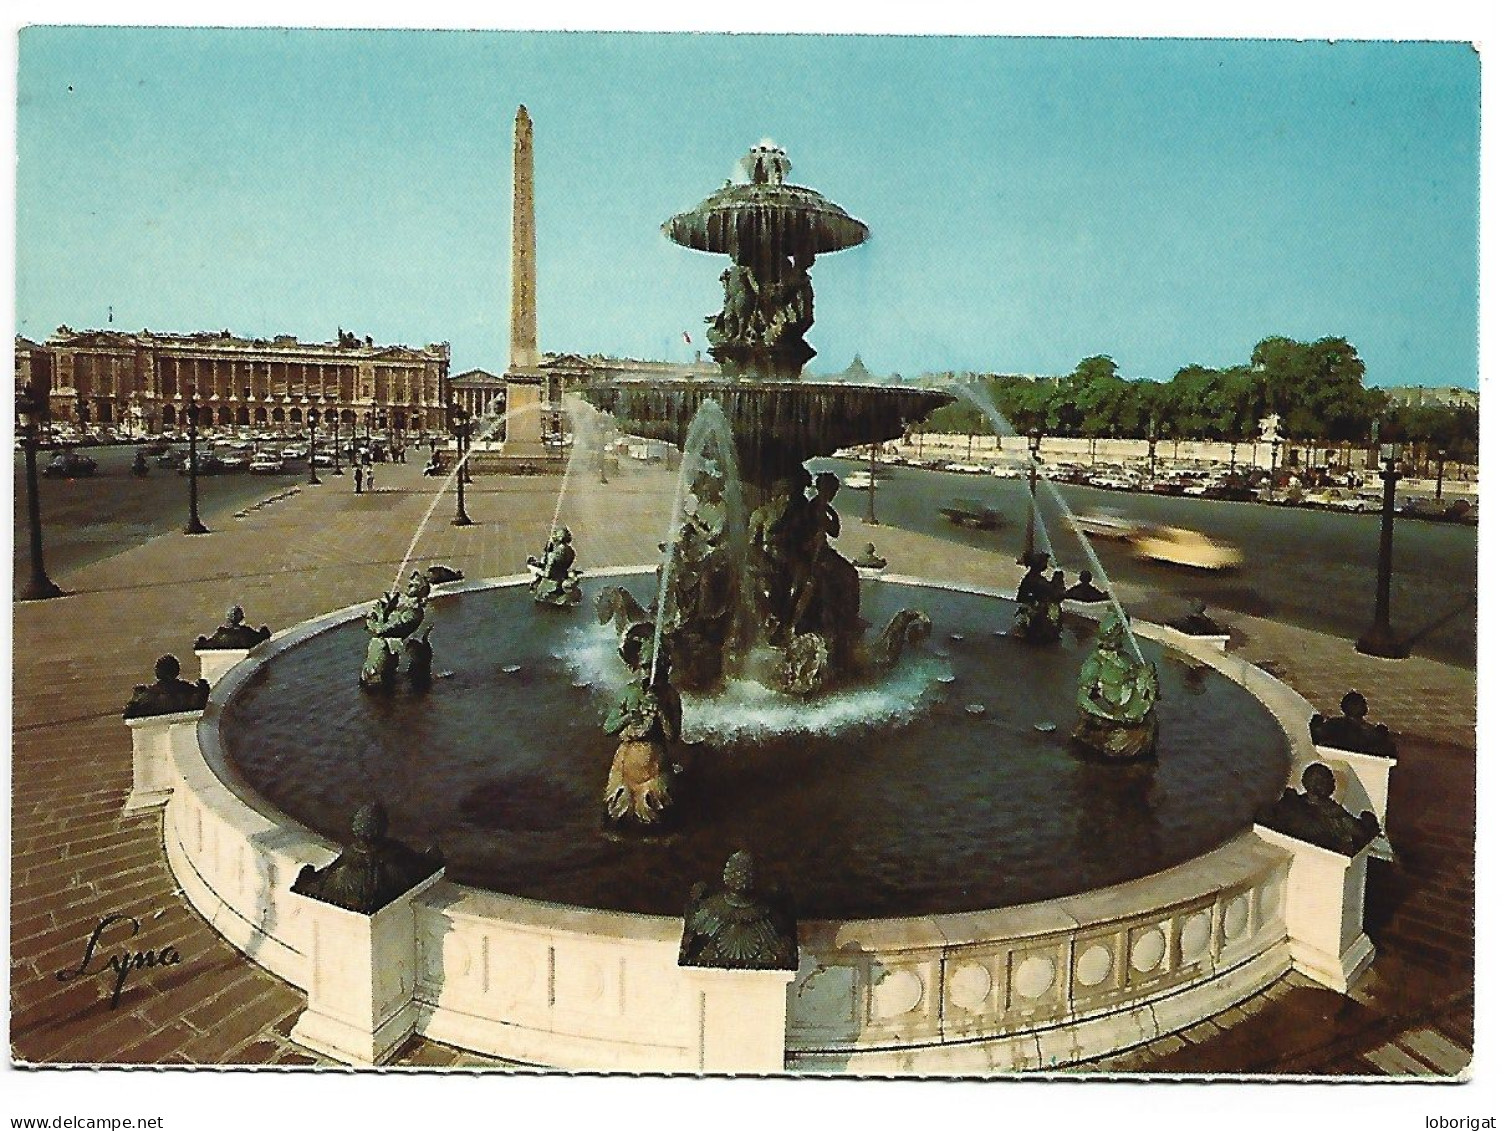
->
516, 104, 530, 121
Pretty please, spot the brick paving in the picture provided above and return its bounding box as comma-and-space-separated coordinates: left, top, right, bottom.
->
10, 454, 1475, 1073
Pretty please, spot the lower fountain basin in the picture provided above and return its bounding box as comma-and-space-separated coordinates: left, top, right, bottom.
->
215, 574, 1290, 920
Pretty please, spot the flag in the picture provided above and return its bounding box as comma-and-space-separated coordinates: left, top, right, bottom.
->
682, 331, 693, 345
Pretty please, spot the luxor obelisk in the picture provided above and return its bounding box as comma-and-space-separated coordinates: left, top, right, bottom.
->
503, 104, 548, 458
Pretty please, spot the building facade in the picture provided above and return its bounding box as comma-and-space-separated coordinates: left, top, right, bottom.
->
27, 327, 451, 434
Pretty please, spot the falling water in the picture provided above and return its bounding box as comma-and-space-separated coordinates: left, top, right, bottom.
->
548, 394, 597, 534
945, 381, 1142, 660
945, 381, 1058, 563
392, 403, 532, 592
647, 399, 748, 684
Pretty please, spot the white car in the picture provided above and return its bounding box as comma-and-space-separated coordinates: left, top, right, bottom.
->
843, 470, 875, 490
248, 454, 286, 474
280, 445, 306, 460
1131, 525, 1243, 571
991, 466, 1021, 479
943, 462, 990, 475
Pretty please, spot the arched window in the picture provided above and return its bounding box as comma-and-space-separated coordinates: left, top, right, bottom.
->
254, 407, 268, 424
340, 409, 356, 424
218, 407, 232, 426
289, 408, 303, 424
236, 406, 251, 426
272, 407, 285, 423
161, 405, 178, 427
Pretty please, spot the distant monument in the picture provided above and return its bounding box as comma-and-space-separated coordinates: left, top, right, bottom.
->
502, 104, 550, 462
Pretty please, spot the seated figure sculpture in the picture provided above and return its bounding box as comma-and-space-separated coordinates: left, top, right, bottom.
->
1310, 690, 1398, 758
853, 542, 888, 571
527, 526, 582, 607
123, 654, 211, 719
1013, 551, 1064, 643
603, 635, 686, 830
1072, 616, 1160, 760
1259, 762, 1381, 856
359, 571, 433, 692
195, 605, 272, 651
678, 851, 799, 970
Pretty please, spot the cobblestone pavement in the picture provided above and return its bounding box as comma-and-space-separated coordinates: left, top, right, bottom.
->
10, 457, 1475, 1073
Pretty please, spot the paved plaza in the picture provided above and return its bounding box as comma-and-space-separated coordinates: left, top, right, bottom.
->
10, 456, 1475, 1074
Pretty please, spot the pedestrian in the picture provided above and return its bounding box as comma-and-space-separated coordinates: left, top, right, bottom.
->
354, 463, 364, 494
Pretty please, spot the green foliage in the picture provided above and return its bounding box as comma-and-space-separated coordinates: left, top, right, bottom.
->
917, 337, 1459, 450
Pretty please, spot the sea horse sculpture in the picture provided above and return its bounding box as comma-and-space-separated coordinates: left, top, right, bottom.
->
1072, 616, 1159, 760
359, 571, 433, 692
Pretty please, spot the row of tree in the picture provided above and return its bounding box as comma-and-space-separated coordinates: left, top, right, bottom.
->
920, 337, 1479, 459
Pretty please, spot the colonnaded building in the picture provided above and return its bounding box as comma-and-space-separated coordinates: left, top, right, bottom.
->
17, 327, 452, 434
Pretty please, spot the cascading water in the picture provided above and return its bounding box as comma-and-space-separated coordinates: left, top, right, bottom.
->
647, 399, 750, 684
947, 380, 1142, 659
392, 403, 531, 590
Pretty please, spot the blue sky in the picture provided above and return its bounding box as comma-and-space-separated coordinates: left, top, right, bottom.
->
15, 29, 1480, 386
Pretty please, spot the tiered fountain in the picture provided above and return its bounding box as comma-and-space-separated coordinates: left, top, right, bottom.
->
131, 140, 1379, 1074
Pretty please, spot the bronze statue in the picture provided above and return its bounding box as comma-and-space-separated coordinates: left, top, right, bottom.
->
1072, 616, 1160, 760
359, 571, 433, 691
195, 605, 272, 651
1259, 762, 1380, 856
1168, 598, 1225, 637
291, 801, 443, 914
1310, 691, 1397, 758
853, 542, 887, 571
678, 851, 799, 970
602, 639, 686, 830
123, 654, 210, 719
527, 526, 583, 607
1063, 569, 1108, 603
1013, 552, 1064, 643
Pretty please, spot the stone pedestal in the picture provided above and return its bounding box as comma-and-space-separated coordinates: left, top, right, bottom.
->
1314, 743, 1396, 859
681, 967, 797, 1074
195, 647, 250, 687
122, 709, 203, 815
1254, 824, 1376, 993
289, 870, 445, 1065
501, 376, 548, 459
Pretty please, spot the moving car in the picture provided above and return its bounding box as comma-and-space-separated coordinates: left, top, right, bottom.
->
1130, 525, 1243, 571
938, 498, 1005, 530
843, 470, 875, 490
1073, 510, 1140, 540
943, 462, 990, 475
42, 451, 98, 478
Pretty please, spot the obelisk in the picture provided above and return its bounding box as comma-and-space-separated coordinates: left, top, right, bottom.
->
509, 104, 540, 371
504, 104, 547, 459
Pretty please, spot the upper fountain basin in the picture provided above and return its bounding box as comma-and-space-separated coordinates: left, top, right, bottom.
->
580, 378, 951, 484
663, 181, 869, 258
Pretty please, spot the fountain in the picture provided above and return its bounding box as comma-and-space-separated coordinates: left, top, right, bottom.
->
138, 137, 1382, 1074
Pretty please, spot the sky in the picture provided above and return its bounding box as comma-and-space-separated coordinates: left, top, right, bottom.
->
14, 29, 1481, 387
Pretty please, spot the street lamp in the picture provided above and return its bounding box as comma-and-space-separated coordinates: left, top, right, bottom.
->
16, 384, 64, 600
184, 388, 208, 535
1022, 429, 1043, 563
1356, 440, 1408, 659
1435, 447, 1447, 503
451, 400, 473, 527
307, 414, 321, 486
1147, 419, 1159, 486
331, 407, 343, 475
864, 440, 879, 525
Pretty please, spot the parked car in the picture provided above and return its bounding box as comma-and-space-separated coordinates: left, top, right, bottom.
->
42, 451, 98, 478
943, 462, 991, 475
248, 454, 287, 474
938, 498, 1005, 530
1131, 525, 1243, 571
280, 445, 307, 460
312, 452, 335, 467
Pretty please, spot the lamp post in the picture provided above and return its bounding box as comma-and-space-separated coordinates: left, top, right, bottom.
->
451, 400, 473, 527
331, 408, 343, 476
16, 384, 64, 600
1023, 429, 1043, 563
1356, 444, 1408, 659
1435, 447, 1447, 503
1147, 419, 1159, 487
184, 388, 208, 535
307, 415, 321, 486
864, 440, 879, 525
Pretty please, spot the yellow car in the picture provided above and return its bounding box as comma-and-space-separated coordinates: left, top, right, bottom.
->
1130, 525, 1242, 570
